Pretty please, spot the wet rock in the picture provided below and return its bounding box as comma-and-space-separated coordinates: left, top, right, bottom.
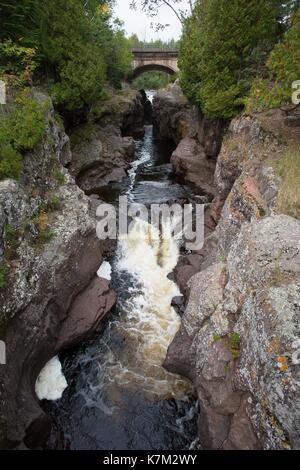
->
171, 296, 185, 317
196, 110, 227, 159
68, 89, 150, 194
153, 84, 195, 144
139, 89, 153, 125
173, 264, 198, 296
222, 396, 260, 450
121, 90, 151, 138
198, 400, 231, 450
285, 115, 300, 127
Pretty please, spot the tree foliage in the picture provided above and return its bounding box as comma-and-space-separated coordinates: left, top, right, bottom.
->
129, 35, 179, 50
0, 89, 46, 179
0, 1, 132, 112
132, 70, 175, 89
179, 0, 280, 119
247, 8, 300, 111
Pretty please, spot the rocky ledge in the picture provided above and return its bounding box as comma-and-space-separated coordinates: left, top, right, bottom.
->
68, 89, 151, 194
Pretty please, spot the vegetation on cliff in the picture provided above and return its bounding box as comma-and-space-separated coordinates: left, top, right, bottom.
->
247, 9, 300, 111
0, 1, 134, 180
0, 89, 47, 179
0, 1, 132, 112
179, 0, 300, 118
277, 146, 300, 219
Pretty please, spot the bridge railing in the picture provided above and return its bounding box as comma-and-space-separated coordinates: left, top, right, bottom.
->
131, 48, 179, 53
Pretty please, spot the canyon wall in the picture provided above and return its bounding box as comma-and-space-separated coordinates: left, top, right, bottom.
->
154, 84, 300, 450
0, 88, 148, 448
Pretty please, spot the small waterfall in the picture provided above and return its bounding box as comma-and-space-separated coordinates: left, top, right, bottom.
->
100, 217, 191, 399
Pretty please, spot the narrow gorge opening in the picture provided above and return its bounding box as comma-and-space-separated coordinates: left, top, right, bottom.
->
38, 91, 198, 451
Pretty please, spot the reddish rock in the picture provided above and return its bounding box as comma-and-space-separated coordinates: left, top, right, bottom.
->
56, 277, 116, 351
171, 137, 217, 198
173, 264, 198, 296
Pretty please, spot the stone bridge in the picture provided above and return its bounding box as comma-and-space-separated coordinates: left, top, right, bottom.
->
131, 49, 179, 79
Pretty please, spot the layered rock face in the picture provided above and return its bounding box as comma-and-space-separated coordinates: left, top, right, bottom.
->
68, 90, 150, 194
153, 84, 227, 291
0, 90, 127, 448
153, 83, 226, 158
161, 93, 300, 449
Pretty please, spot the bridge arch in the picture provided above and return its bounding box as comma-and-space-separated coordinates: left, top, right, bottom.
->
131, 63, 176, 80
130, 49, 179, 81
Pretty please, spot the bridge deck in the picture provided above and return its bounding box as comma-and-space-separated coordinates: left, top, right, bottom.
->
131, 48, 178, 54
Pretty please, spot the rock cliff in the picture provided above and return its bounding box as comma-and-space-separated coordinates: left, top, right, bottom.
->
0, 88, 146, 448
68, 90, 150, 194
156, 86, 300, 449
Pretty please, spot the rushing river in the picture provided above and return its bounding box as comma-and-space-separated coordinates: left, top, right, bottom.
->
41, 92, 198, 450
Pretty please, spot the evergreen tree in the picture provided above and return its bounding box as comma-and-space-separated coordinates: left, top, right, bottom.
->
0, 1, 132, 112
247, 8, 300, 111
180, 0, 279, 118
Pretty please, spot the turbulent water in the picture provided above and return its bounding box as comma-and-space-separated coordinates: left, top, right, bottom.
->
42, 92, 198, 450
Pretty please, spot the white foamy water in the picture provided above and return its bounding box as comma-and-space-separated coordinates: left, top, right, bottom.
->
97, 261, 112, 281
35, 356, 68, 401
92, 103, 192, 400
102, 217, 191, 400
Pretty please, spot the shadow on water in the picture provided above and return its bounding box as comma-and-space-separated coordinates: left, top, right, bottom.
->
42, 95, 198, 451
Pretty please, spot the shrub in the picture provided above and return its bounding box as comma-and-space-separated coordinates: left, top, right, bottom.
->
0, 89, 46, 180
229, 332, 241, 360
0, 143, 22, 180
4, 224, 20, 260
9, 90, 46, 151
31, 208, 56, 245
46, 196, 61, 211
51, 45, 106, 111
39, 0, 107, 112
247, 9, 300, 111
212, 333, 222, 343
36, 228, 55, 244
52, 168, 65, 185
179, 0, 278, 119
0, 40, 37, 87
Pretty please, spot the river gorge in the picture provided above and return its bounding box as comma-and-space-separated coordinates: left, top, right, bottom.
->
40, 94, 198, 450
1, 83, 300, 451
